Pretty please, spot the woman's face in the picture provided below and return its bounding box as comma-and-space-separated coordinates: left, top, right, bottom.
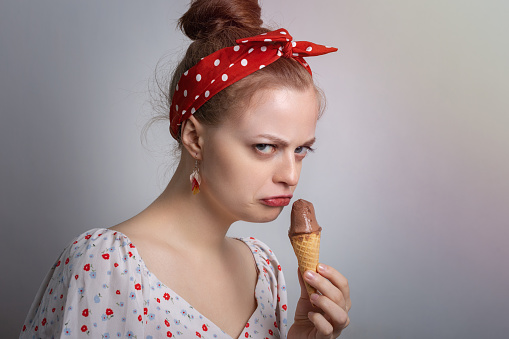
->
199, 86, 319, 223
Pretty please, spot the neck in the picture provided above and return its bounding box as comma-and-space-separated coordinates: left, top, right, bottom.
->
134, 157, 237, 256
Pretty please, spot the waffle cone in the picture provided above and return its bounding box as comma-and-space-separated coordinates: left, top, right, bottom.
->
290, 231, 321, 296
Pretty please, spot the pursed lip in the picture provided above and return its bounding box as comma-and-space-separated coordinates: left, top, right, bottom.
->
260, 195, 293, 207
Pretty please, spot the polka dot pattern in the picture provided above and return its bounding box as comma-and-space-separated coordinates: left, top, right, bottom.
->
169, 28, 338, 139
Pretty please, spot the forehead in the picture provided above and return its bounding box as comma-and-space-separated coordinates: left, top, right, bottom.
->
227, 87, 319, 140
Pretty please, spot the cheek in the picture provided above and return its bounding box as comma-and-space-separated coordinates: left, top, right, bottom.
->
203, 144, 272, 199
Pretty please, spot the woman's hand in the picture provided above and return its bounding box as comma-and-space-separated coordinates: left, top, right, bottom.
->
288, 263, 351, 338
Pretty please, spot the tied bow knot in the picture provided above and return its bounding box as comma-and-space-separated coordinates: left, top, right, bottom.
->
235, 28, 338, 74
282, 41, 294, 59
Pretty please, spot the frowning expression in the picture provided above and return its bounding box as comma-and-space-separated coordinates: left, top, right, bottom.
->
199, 86, 319, 223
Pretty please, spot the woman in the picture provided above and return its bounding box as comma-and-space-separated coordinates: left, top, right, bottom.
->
21, 0, 351, 338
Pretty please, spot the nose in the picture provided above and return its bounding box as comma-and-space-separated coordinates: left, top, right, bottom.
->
273, 153, 300, 187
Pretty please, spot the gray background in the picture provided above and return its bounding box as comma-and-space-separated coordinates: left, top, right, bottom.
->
1, 0, 508, 338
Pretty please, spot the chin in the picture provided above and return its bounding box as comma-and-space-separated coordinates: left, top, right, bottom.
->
242, 205, 284, 223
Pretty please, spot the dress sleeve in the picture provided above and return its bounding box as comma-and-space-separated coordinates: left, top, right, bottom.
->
20, 229, 148, 339
244, 237, 289, 339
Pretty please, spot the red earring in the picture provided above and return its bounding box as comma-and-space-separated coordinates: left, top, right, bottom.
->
190, 159, 201, 195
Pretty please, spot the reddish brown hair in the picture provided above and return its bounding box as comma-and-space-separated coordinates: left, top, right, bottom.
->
166, 0, 324, 144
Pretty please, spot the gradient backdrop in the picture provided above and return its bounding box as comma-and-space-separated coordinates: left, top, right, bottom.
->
1, 0, 508, 338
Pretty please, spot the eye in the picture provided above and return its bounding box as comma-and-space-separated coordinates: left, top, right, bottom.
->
295, 146, 315, 157
254, 144, 276, 154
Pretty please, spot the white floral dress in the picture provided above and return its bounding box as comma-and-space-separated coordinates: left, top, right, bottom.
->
21, 228, 289, 339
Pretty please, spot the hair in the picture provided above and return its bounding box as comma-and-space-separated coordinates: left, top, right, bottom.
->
150, 0, 325, 148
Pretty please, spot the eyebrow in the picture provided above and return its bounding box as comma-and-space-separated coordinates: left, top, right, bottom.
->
256, 134, 316, 147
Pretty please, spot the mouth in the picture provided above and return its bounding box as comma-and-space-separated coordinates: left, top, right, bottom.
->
260, 195, 293, 207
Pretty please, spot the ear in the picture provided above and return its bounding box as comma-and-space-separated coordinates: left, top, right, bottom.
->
181, 115, 204, 160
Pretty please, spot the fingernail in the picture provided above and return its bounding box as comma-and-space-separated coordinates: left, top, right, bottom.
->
310, 293, 319, 302
305, 271, 315, 280
318, 263, 327, 272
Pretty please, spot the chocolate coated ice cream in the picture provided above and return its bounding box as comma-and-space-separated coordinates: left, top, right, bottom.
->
289, 199, 322, 236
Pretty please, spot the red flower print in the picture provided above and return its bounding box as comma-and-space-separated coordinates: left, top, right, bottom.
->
116, 290, 120, 295
274, 321, 278, 328
85, 234, 91, 239
277, 265, 281, 271
60, 294, 63, 299
102, 253, 110, 260
49, 288, 53, 295
98, 233, 102, 237
246, 323, 250, 328
75, 274, 79, 280
81, 325, 87, 332
129, 243, 135, 248
22, 325, 26, 332
167, 331, 173, 337
277, 296, 280, 302
52, 308, 55, 313
135, 283, 141, 290
41, 318, 46, 326
156, 298, 161, 303
282, 304, 287, 311
202, 324, 208, 331
82, 309, 89, 317
165, 319, 170, 327
65, 257, 69, 265
196, 332, 202, 338
105, 308, 113, 316
266, 259, 270, 265
56, 260, 61, 267
73, 240, 78, 244
138, 315, 142, 322
114, 263, 119, 267
128, 251, 133, 257
245, 333, 249, 338
144, 307, 148, 315
83, 264, 90, 271
34, 326, 38, 332
163, 293, 170, 300
268, 329, 273, 335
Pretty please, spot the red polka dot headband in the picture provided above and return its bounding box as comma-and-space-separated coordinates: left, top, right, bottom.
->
169, 28, 338, 139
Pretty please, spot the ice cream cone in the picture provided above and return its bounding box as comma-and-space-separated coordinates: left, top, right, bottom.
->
290, 230, 321, 296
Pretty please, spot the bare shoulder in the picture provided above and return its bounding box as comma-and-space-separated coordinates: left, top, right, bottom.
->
109, 218, 153, 248
227, 237, 259, 280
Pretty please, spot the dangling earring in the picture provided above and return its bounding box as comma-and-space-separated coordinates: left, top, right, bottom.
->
190, 159, 201, 195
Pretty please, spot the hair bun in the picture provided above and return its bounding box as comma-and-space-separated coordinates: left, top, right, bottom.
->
179, 0, 263, 41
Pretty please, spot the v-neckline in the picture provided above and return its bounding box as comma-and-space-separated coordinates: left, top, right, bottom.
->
102, 228, 262, 339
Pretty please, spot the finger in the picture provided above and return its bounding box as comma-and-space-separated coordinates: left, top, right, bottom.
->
308, 312, 334, 338
317, 264, 350, 301
318, 263, 351, 311
310, 293, 350, 330
303, 270, 347, 310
